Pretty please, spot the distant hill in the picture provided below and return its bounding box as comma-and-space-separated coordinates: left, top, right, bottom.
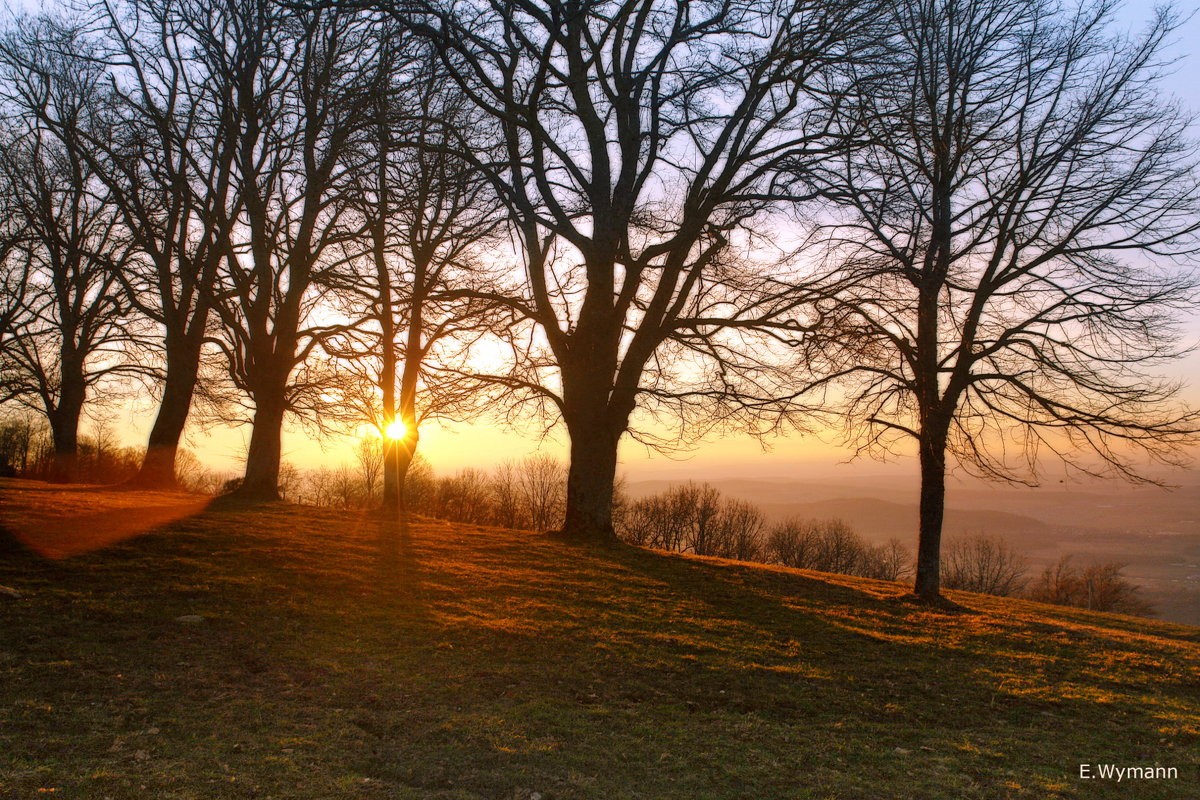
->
1, 479, 1197, 799
755, 496, 1051, 543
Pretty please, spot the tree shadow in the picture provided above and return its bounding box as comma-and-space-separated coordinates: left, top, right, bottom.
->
373, 513, 423, 600
603, 543, 1198, 734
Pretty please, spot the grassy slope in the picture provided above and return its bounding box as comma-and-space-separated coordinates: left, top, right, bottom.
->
0, 479, 1196, 800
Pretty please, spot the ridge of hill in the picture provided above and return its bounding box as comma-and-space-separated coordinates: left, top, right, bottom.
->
625, 477, 1200, 627
0, 479, 1197, 799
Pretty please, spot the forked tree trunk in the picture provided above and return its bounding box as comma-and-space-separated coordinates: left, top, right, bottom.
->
912, 237, 950, 598
380, 364, 400, 514
393, 439, 417, 518
377, 265, 399, 515
381, 434, 400, 514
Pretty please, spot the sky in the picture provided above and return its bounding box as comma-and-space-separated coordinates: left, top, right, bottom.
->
85, 0, 1200, 484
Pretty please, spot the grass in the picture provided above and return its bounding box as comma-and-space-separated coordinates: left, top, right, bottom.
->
0, 477, 1197, 799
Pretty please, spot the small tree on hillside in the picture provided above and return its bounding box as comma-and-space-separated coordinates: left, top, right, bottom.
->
797, 0, 1200, 600
356, 437, 385, 505
860, 538, 913, 582
1, 3, 230, 489
188, 1, 384, 502
517, 454, 567, 532
325, 51, 507, 519
0, 52, 145, 481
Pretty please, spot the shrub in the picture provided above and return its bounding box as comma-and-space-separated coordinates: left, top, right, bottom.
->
1027, 555, 1155, 616
941, 534, 1029, 596
763, 518, 911, 580
616, 482, 766, 560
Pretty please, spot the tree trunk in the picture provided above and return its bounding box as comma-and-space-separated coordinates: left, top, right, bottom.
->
47, 406, 81, 483
393, 441, 416, 517
377, 274, 399, 514
380, 401, 399, 514
913, 427, 948, 599
47, 362, 86, 483
382, 438, 400, 514
913, 221, 950, 598
559, 411, 621, 541
234, 386, 287, 502
130, 341, 202, 489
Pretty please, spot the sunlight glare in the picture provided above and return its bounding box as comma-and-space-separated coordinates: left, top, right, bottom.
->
384, 420, 408, 440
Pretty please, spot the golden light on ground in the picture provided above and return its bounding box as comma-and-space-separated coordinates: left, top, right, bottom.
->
0, 481, 210, 559
384, 420, 408, 440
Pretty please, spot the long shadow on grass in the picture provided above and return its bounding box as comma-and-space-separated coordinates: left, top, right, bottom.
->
331, 541, 1010, 798
602, 545, 1199, 762
374, 514, 424, 602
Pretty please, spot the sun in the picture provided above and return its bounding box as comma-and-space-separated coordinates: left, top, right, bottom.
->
384, 420, 407, 440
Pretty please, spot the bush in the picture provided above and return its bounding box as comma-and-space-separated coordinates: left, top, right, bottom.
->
859, 538, 914, 582
1027, 555, 1155, 616
941, 534, 1028, 596
174, 448, 229, 495
763, 518, 912, 581
616, 482, 765, 560
517, 454, 566, 531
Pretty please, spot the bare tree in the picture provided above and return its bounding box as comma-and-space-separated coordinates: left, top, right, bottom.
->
810, 519, 864, 575
941, 534, 1028, 596
862, 538, 913, 582
1027, 554, 1155, 616
0, 198, 29, 345
193, 1, 383, 501
797, 0, 1200, 599
65, 0, 232, 488
0, 414, 39, 476
396, 0, 875, 540
324, 52, 506, 518
714, 499, 766, 562
0, 31, 144, 480
516, 453, 566, 531
618, 490, 689, 550
355, 436, 385, 504
173, 447, 227, 495
490, 461, 528, 529
764, 518, 823, 569
618, 481, 765, 560
764, 517, 910, 579
430, 468, 493, 525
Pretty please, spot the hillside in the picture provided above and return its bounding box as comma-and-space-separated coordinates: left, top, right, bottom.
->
627, 477, 1200, 626
1, 479, 1197, 799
